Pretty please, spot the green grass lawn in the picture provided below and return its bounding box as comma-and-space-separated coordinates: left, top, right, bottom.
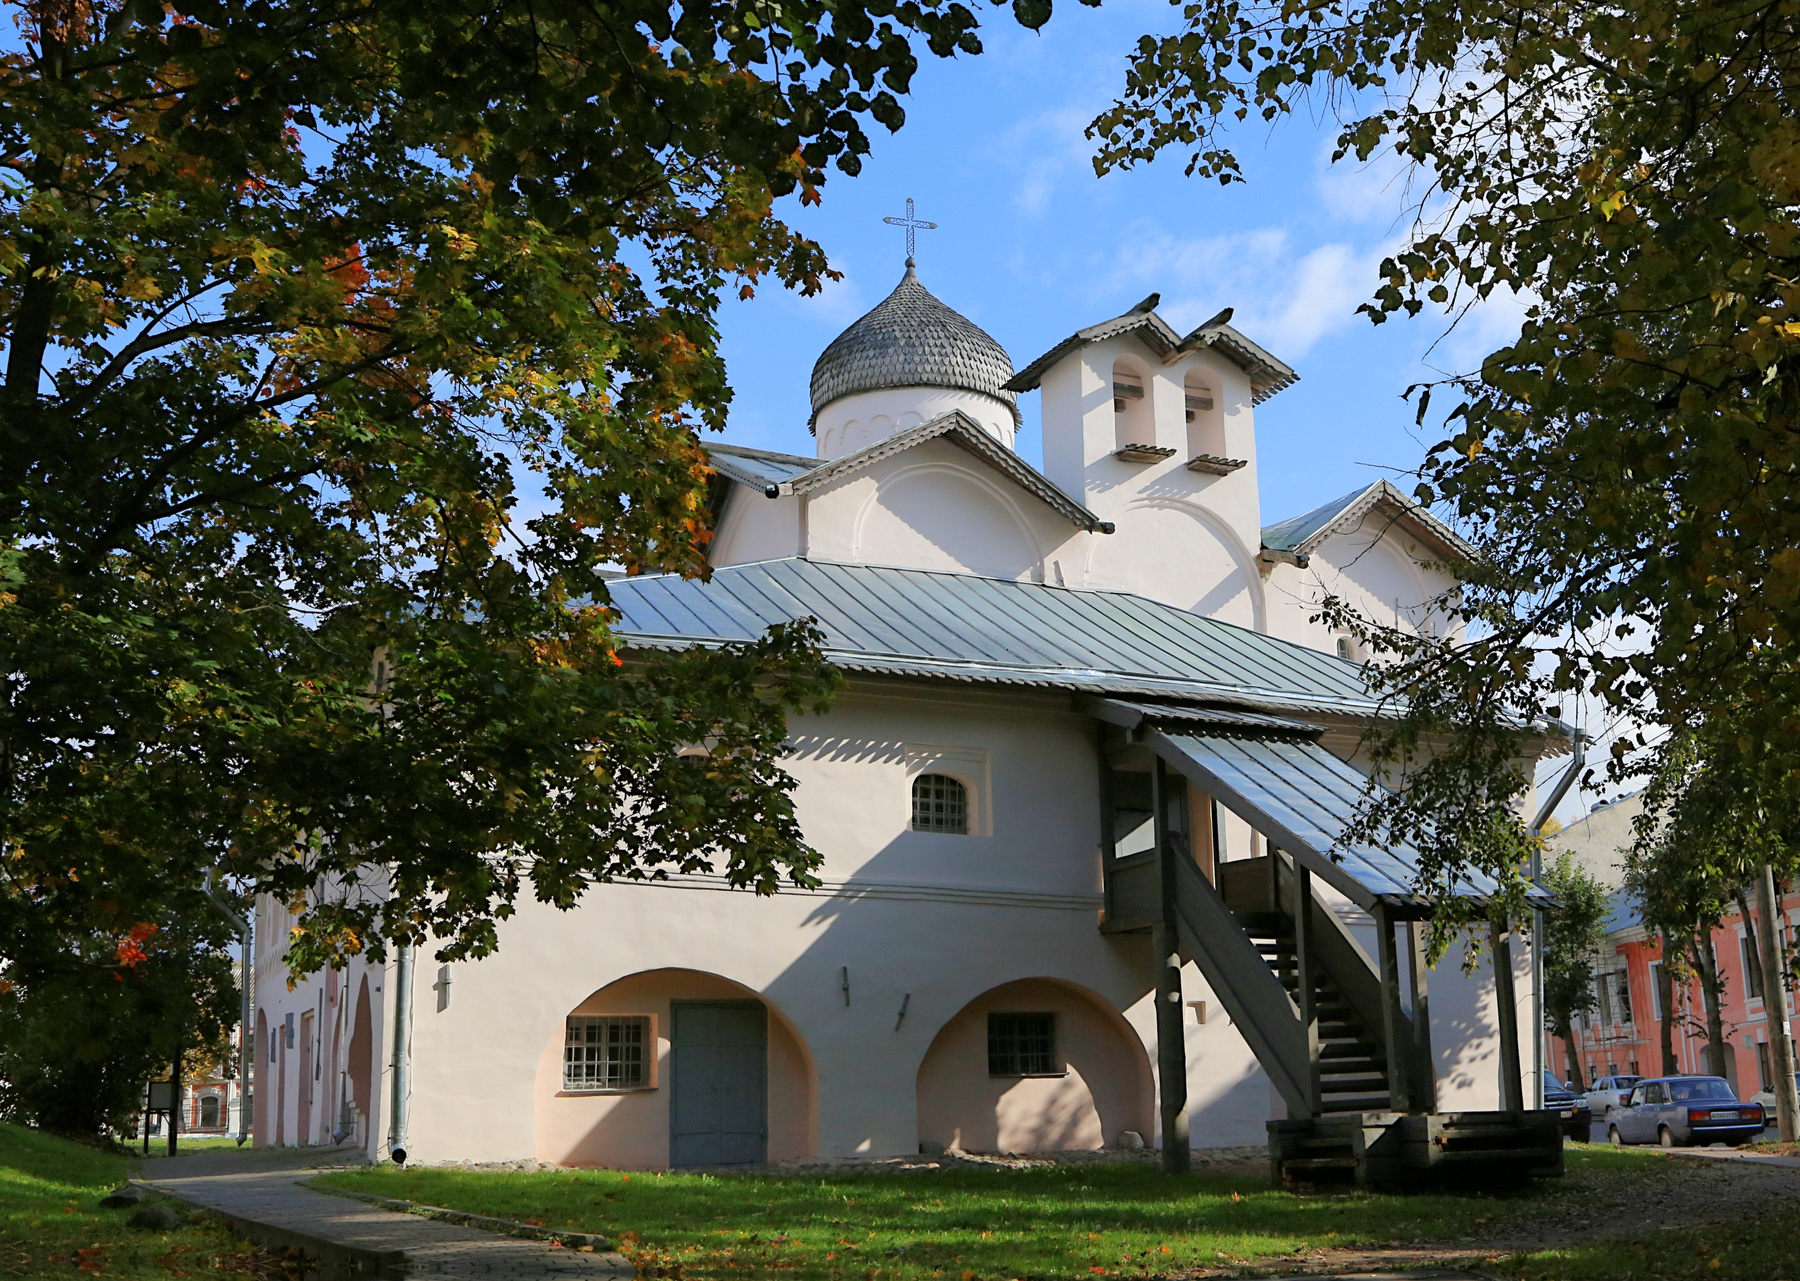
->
1488, 1215, 1800, 1281
0, 1122, 291, 1279
313, 1147, 1713, 1280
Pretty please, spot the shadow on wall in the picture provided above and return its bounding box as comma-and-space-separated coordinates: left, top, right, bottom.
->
916, 978, 1153, 1153
535, 967, 818, 1169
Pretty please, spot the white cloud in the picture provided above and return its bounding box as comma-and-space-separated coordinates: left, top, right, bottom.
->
1099, 224, 1394, 360
1313, 135, 1420, 232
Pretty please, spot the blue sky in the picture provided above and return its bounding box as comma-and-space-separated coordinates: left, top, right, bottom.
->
711, 0, 1525, 526
709, 1, 1610, 819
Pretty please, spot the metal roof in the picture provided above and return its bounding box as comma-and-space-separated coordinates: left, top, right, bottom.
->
1147, 727, 1553, 911
809, 266, 1020, 426
1262, 479, 1478, 563
1005, 304, 1298, 406
706, 443, 821, 495
607, 558, 1385, 716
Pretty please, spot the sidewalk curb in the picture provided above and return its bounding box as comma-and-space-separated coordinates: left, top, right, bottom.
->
131, 1179, 407, 1276
304, 1179, 614, 1252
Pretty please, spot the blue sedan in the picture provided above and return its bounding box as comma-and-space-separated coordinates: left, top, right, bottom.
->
1607, 1076, 1765, 1147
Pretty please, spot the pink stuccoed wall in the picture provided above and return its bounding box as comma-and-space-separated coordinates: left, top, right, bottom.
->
916, 978, 1154, 1153
534, 968, 817, 1168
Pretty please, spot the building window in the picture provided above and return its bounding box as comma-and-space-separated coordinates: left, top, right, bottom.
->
1647, 961, 1664, 1020
564, 1016, 650, 1091
201, 1095, 221, 1128
988, 1013, 1057, 1077
912, 773, 968, 835
1759, 1042, 1774, 1093
1742, 934, 1764, 1001
1612, 972, 1633, 1025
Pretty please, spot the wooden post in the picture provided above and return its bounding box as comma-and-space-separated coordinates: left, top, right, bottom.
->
168, 1055, 180, 1157
1374, 904, 1411, 1113
1491, 921, 1525, 1113
1098, 729, 1118, 925
1405, 921, 1437, 1112
1756, 865, 1799, 1141
1290, 853, 1320, 1115
1153, 758, 1190, 1172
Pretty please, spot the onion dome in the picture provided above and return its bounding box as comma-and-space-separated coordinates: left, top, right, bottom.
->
809, 264, 1020, 428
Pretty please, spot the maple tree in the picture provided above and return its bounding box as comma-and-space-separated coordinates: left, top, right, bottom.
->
0, 0, 1031, 1047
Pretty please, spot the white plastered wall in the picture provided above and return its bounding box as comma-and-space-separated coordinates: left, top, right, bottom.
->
1262, 509, 1462, 655
1035, 337, 1264, 626
709, 440, 1093, 583
245, 684, 1291, 1166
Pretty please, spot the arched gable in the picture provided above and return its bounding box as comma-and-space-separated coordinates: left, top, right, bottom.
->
1085, 497, 1267, 630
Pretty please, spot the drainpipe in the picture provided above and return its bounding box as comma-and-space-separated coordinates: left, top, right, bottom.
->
1528, 728, 1587, 1111
201, 876, 253, 1145
388, 941, 414, 1163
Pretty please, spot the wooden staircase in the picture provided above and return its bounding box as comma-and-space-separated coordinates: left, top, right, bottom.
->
1240, 916, 1393, 1115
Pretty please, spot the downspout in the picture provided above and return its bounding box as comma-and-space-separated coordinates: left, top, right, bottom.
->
1528, 728, 1586, 1111
388, 941, 414, 1164
201, 876, 253, 1145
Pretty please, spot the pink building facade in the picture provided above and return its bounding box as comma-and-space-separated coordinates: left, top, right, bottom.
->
1547, 885, 1799, 1096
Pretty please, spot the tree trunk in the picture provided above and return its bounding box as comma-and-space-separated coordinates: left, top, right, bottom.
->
1691, 930, 1731, 1082
1657, 932, 1679, 1077
1562, 1026, 1586, 1091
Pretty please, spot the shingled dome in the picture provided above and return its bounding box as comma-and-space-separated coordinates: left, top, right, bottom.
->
809, 265, 1020, 428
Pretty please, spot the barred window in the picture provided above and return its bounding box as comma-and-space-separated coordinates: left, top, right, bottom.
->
563, 1016, 650, 1091
988, 1012, 1056, 1077
912, 773, 968, 834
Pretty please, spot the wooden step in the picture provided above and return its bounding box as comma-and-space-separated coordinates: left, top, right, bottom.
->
1321, 1075, 1391, 1094
1319, 1095, 1393, 1113
1281, 1156, 1359, 1171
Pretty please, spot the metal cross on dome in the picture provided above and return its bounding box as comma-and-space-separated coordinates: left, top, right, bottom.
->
883, 198, 937, 266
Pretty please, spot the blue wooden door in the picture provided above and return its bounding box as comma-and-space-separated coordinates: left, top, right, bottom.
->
670, 1001, 767, 1167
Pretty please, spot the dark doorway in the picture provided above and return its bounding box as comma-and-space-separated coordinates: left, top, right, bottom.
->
670, 1001, 767, 1167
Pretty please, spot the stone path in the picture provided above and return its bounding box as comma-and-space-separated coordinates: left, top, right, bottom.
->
135, 1148, 633, 1278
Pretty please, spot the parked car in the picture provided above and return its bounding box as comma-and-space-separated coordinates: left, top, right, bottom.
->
1607, 1076, 1765, 1147
1544, 1072, 1592, 1140
1750, 1073, 1800, 1117
1584, 1073, 1642, 1121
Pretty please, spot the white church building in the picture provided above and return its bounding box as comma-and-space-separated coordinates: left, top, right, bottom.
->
250, 258, 1559, 1180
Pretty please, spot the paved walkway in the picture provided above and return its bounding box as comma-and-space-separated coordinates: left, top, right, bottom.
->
1662, 1145, 1800, 1169
135, 1147, 634, 1277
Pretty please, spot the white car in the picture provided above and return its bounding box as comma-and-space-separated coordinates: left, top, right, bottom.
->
1750, 1073, 1800, 1116
1585, 1074, 1642, 1123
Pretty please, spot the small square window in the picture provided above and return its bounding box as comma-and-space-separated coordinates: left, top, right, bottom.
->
564, 1015, 650, 1091
988, 1012, 1056, 1076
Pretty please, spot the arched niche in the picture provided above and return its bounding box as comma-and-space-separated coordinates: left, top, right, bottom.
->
346, 975, 373, 1146
1111, 358, 1155, 451
1183, 368, 1223, 458
915, 977, 1153, 1154
851, 463, 1046, 581
535, 967, 817, 1169
253, 1008, 269, 1146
